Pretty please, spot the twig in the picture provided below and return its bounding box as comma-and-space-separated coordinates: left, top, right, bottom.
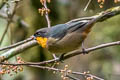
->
0, 1, 30, 50
64, 41, 120, 60
0, 11, 30, 48
0, 1, 5, 9
1, 40, 120, 64
0, 11, 8, 19
9, 24, 13, 44
0, 11, 29, 27
0, 6, 120, 64
66, 75, 80, 80
0, 62, 104, 80
28, 65, 104, 80
0, 1, 20, 46
0, 11, 29, 28
84, 0, 92, 11
72, 72, 104, 80
43, 0, 51, 28
0, 22, 9, 46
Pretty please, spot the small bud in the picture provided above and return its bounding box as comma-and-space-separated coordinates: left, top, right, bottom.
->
114, 0, 118, 3
7, 70, 10, 74
4, 60, 9, 63
2, 65, 7, 68
10, 65, 13, 68
56, 62, 60, 65
87, 77, 92, 80
83, 71, 87, 74
17, 57, 21, 60
99, 5, 103, 8
65, 65, 68, 68
97, 0, 101, 3
67, 70, 72, 73
63, 77, 68, 80
47, 0, 51, 3
53, 71, 56, 74
102, 0, 105, 3
61, 75, 64, 78
60, 70, 65, 73
19, 67, 23, 71
90, 76, 94, 80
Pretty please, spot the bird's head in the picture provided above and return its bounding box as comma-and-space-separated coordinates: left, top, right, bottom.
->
34, 28, 49, 48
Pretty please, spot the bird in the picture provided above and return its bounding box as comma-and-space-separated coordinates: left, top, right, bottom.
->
0, 6, 120, 58
33, 7, 120, 55
0, 8, 119, 63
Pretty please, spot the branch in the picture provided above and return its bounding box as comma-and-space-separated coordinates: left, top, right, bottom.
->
39, 0, 51, 28
0, 62, 104, 80
43, 0, 51, 28
66, 75, 80, 80
0, 11, 30, 49
0, 11, 8, 19
0, 1, 5, 9
0, 39, 120, 64
1, 40, 119, 79
0, 11, 29, 28
84, 0, 92, 11
64, 41, 120, 60
0, 1, 20, 46
29, 65, 104, 80
21, 41, 120, 63
0, 37, 33, 51
0, 6, 120, 62
0, 40, 37, 62
0, 11, 29, 29
0, 22, 9, 46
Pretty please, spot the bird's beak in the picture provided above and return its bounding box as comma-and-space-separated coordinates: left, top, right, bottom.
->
36, 37, 48, 48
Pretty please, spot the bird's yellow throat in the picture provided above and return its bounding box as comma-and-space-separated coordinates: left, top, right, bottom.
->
36, 37, 48, 48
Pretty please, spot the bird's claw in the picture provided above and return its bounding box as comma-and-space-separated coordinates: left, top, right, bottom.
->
58, 53, 66, 63
81, 41, 88, 54
82, 48, 88, 55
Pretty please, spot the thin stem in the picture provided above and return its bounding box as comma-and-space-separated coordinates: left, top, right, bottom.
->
0, 1, 19, 46
43, 0, 51, 28
66, 75, 80, 80
0, 62, 104, 80
0, 22, 9, 46
84, 0, 92, 11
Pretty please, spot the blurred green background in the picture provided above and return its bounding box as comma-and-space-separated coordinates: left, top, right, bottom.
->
0, 0, 120, 80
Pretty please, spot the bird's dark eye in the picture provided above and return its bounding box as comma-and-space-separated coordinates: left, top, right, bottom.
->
34, 28, 48, 37
34, 31, 46, 37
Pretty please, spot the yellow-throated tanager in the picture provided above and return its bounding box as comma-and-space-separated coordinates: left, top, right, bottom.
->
34, 7, 120, 54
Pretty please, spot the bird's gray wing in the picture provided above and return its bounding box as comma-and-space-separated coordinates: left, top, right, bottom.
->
66, 21, 88, 33
47, 24, 68, 39
47, 18, 92, 40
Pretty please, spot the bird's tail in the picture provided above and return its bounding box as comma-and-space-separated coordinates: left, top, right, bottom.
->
67, 6, 120, 24
95, 6, 120, 22
80, 6, 120, 31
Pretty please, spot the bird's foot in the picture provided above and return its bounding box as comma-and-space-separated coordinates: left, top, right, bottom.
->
51, 54, 60, 68
52, 54, 58, 60
82, 42, 88, 55
58, 53, 66, 62
82, 48, 88, 55
50, 53, 65, 68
